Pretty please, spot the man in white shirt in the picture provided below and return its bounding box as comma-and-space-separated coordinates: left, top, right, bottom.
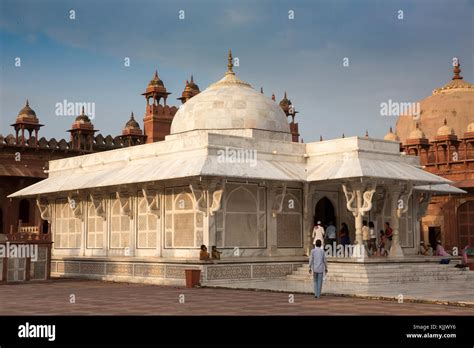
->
326, 221, 336, 247
312, 221, 325, 247
309, 239, 328, 298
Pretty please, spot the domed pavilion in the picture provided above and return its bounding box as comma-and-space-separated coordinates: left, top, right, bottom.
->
9, 51, 456, 286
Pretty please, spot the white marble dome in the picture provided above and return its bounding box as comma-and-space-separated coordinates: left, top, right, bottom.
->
170, 71, 291, 135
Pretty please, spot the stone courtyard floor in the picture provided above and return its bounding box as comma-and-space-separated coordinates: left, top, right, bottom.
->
205, 278, 474, 307
0, 279, 473, 315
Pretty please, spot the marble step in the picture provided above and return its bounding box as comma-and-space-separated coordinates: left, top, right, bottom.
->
287, 273, 470, 281
291, 268, 468, 276
286, 275, 471, 284
291, 269, 468, 276
288, 264, 471, 283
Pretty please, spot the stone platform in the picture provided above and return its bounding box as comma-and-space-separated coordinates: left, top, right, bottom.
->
50, 256, 306, 286
202, 256, 474, 306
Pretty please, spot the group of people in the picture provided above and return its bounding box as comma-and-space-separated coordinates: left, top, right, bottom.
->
199, 245, 222, 261
311, 220, 395, 257
418, 240, 451, 257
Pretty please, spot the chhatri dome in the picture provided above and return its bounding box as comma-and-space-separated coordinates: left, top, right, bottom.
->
396, 59, 474, 143
408, 122, 426, 139
383, 126, 400, 141
467, 122, 474, 133
436, 118, 455, 136
170, 50, 291, 135
74, 106, 92, 124
16, 99, 39, 123
123, 112, 141, 132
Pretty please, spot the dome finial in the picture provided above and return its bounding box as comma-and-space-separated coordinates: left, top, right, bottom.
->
227, 49, 234, 74
131, 111, 135, 120
260, 87, 263, 94
26, 99, 29, 107
154, 70, 158, 79
444, 118, 447, 126
342, 133, 345, 138
453, 58, 463, 80
365, 130, 369, 138
190, 75, 194, 83
320, 135, 323, 141
81, 105, 85, 115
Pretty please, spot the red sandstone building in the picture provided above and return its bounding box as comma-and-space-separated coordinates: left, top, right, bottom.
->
387, 61, 474, 251
0, 70, 300, 237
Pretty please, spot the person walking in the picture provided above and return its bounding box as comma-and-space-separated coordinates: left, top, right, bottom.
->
312, 221, 325, 247
309, 239, 328, 299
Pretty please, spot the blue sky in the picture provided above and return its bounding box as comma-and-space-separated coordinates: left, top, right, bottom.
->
0, 0, 472, 142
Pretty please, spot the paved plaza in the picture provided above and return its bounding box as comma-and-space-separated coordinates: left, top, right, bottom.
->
206, 278, 474, 307
0, 279, 472, 315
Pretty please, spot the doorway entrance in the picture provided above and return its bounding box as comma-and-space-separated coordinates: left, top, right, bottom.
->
428, 226, 441, 249
314, 197, 336, 227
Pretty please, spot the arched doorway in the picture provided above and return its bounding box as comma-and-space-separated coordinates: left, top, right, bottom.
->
19, 199, 30, 223
314, 197, 336, 227
458, 201, 474, 247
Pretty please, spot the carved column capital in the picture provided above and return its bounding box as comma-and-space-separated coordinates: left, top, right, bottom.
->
36, 197, 51, 222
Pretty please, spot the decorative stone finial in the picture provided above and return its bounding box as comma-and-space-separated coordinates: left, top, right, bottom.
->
365, 130, 369, 138
271, 93, 275, 101
260, 87, 263, 94
227, 49, 234, 74
453, 59, 463, 80
342, 133, 345, 138
320, 135, 323, 141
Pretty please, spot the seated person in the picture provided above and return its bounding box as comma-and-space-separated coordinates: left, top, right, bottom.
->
418, 241, 427, 255
435, 241, 450, 256
211, 245, 222, 260
199, 244, 210, 260
424, 244, 433, 256
455, 245, 472, 268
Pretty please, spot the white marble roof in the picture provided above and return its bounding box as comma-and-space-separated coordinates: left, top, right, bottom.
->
9, 132, 450, 198
414, 184, 466, 194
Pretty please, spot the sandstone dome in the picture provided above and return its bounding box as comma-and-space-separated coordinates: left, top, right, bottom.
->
16, 99, 38, 123
466, 122, 474, 133
408, 123, 426, 139
170, 52, 291, 135
396, 61, 474, 143
383, 127, 400, 141
436, 119, 455, 136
